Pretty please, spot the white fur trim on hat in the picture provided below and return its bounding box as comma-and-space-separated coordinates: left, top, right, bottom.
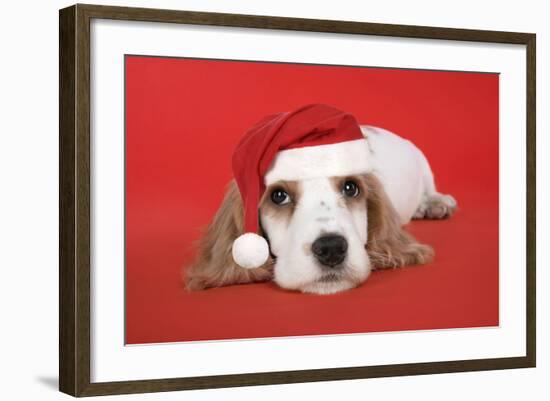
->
264, 138, 371, 185
232, 233, 269, 269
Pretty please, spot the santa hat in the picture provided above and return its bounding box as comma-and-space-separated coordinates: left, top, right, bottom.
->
231, 104, 372, 269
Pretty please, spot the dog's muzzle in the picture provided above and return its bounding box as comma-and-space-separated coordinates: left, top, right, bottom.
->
311, 234, 348, 267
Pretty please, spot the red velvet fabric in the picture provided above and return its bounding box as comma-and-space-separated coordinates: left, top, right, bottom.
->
125, 55, 499, 344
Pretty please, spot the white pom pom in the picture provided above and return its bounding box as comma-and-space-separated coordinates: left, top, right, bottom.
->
232, 233, 269, 269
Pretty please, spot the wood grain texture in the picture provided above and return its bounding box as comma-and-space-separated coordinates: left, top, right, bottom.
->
525, 35, 536, 367
58, 3, 536, 397
78, 3, 532, 43
77, 357, 533, 397
59, 4, 92, 396
59, 5, 76, 396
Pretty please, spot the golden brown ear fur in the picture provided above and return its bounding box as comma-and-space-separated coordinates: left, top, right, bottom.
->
364, 174, 434, 269
184, 180, 273, 290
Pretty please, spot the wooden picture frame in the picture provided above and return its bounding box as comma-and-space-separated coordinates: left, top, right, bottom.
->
59, 3, 536, 397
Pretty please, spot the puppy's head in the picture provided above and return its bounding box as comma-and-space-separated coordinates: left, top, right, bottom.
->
185, 104, 432, 294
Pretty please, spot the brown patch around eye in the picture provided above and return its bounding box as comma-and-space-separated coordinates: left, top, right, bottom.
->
330, 175, 368, 210
259, 180, 301, 225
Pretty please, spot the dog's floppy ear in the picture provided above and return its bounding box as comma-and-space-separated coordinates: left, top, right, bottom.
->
184, 180, 272, 290
364, 174, 434, 269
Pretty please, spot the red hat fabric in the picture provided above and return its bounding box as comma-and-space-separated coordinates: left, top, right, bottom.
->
231, 104, 371, 269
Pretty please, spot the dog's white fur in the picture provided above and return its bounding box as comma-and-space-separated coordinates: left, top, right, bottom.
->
186, 126, 456, 294
361, 126, 456, 223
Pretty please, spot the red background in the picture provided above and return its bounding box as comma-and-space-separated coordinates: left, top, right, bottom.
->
125, 55, 499, 344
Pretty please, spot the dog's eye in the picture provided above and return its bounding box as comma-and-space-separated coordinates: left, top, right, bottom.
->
342, 180, 360, 197
271, 189, 291, 205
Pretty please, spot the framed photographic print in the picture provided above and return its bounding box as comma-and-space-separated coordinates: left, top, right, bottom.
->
59, 3, 536, 397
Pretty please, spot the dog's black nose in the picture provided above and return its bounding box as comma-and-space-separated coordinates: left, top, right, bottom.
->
311, 235, 348, 267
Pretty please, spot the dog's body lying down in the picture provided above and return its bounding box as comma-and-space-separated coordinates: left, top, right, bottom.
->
186, 125, 456, 294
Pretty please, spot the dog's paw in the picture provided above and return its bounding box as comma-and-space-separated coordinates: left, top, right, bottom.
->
413, 193, 457, 220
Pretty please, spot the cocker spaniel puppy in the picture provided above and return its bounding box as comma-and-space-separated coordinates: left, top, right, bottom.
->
185, 104, 456, 294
